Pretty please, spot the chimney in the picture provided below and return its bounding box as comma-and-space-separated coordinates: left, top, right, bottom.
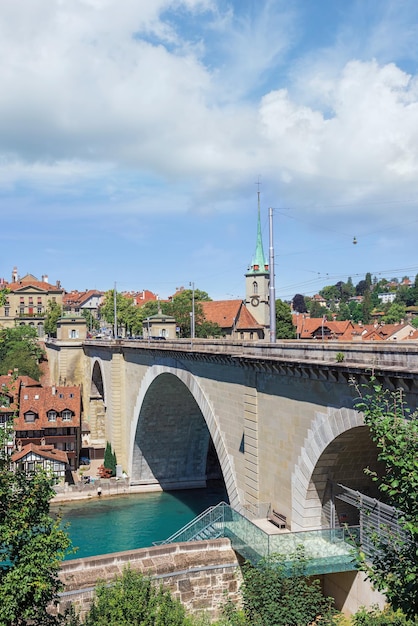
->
52, 386, 56, 395
12, 267, 17, 283
42, 274, 48, 283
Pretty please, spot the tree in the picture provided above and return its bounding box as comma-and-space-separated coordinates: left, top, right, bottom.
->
356, 280, 369, 296
103, 442, 117, 477
307, 300, 330, 319
0, 418, 72, 625
81, 567, 189, 626
81, 309, 100, 333
275, 300, 295, 339
361, 290, 372, 324
166, 288, 211, 338
0, 326, 44, 380
231, 551, 336, 626
382, 302, 406, 324
44, 300, 62, 337
353, 378, 418, 619
0, 287, 10, 307
292, 293, 307, 313
336, 302, 351, 322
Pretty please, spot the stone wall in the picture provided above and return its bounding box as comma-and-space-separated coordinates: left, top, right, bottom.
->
58, 539, 241, 621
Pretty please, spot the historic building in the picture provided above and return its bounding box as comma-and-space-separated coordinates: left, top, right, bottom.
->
244, 191, 270, 331
202, 192, 270, 340
14, 384, 82, 471
0, 268, 65, 335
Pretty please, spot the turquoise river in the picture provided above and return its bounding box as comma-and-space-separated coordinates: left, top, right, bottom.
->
53, 486, 227, 560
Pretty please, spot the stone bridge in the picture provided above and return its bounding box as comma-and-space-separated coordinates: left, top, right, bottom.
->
46, 338, 418, 531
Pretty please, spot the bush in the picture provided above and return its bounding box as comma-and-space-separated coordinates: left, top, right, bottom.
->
352, 605, 418, 625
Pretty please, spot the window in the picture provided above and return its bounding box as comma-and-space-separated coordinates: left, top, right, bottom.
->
4, 307, 9, 317
37, 306, 42, 315
24, 411, 36, 422
253, 281, 258, 294
59, 393, 64, 399
70, 329, 78, 339
61, 410, 72, 421
19, 306, 25, 315
47, 410, 57, 422
69, 393, 74, 398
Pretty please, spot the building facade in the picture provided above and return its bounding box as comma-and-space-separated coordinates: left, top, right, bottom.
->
0, 268, 65, 335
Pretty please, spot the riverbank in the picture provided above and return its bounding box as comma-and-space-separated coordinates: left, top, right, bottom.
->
52, 479, 164, 503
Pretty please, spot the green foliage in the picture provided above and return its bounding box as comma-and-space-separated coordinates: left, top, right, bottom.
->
227, 551, 336, 626
103, 442, 117, 476
352, 604, 418, 625
81, 567, 190, 626
382, 302, 406, 324
44, 299, 62, 337
292, 293, 307, 313
336, 352, 345, 363
307, 299, 331, 319
0, 287, 10, 307
275, 299, 295, 339
353, 378, 418, 618
0, 325, 44, 379
81, 309, 100, 332
165, 288, 211, 338
0, 425, 72, 625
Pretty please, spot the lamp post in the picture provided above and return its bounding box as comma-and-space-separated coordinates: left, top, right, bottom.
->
189, 282, 195, 345
269, 207, 276, 343
113, 282, 117, 339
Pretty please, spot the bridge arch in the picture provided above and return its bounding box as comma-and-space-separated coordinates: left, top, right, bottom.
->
291, 407, 379, 531
91, 360, 106, 404
129, 365, 239, 508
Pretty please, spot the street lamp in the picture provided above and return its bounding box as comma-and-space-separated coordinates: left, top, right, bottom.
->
189, 282, 195, 343
269, 208, 276, 343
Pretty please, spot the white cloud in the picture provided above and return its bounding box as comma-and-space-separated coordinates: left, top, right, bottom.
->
1, 0, 418, 230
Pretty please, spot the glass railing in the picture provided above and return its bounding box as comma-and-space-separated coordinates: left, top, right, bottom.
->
155, 502, 359, 575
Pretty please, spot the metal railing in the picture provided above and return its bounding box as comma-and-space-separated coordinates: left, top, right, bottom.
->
154, 502, 358, 575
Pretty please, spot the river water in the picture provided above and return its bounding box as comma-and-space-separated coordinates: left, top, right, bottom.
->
53, 485, 227, 560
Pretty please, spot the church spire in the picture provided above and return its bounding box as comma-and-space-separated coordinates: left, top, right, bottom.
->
248, 189, 268, 275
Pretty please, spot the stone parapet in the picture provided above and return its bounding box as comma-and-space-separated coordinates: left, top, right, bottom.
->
58, 539, 241, 620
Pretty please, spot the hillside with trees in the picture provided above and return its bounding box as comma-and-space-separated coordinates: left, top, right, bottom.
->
292, 273, 418, 326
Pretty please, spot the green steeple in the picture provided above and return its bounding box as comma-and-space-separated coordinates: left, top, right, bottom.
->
248, 191, 268, 275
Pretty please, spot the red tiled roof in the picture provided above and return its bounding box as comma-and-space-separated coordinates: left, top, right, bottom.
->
11, 442, 68, 464
15, 385, 81, 431
293, 316, 355, 340
0, 374, 42, 414
201, 300, 263, 330
7, 280, 64, 293
63, 289, 103, 306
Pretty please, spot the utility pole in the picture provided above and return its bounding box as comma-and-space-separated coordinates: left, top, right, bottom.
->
113, 282, 117, 339
189, 281, 195, 347
269, 207, 276, 343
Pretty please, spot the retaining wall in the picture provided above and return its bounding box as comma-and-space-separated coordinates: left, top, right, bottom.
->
58, 539, 241, 621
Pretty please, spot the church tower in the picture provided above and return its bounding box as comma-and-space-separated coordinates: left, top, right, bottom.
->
245, 190, 270, 329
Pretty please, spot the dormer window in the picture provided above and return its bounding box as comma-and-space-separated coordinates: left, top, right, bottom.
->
47, 410, 57, 422
0, 396, 10, 407
61, 409, 72, 422
24, 411, 36, 423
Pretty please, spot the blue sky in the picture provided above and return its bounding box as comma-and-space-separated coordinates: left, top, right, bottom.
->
2, 0, 418, 301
